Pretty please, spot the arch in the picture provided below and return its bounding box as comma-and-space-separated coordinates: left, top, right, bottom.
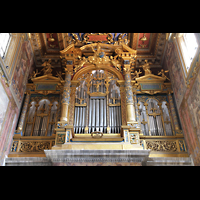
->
72, 65, 124, 81
145, 97, 159, 104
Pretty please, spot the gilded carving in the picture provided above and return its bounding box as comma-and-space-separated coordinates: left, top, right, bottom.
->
56, 134, 66, 144
146, 140, 178, 152
158, 69, 170, 81
140, 60, 153, 75
19, 141, 51, 152
41, 59, 54, 75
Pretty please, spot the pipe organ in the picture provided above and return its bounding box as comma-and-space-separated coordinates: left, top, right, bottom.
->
138, 96, 173, 136
74, 70, 121, 134
11, 41, 188, 158
24, 97, 59, 137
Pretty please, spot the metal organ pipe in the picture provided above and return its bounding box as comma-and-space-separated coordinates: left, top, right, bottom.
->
73, 70, 122, 134
138, 98, 173, 136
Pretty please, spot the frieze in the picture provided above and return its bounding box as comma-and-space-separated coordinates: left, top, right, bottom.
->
19, 141, 51, 152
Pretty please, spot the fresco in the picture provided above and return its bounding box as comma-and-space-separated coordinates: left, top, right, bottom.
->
163, 38, 200, 165
0, 80, 9, 134
11, 40, 33, 105
163, 41, 186, 109
179, 99, 200, 165
187, 68, 200, 139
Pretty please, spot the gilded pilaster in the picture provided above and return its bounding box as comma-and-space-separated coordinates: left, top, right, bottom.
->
117, 80, 127, 126
15, 92, 30, 135
68, 81, 79, 126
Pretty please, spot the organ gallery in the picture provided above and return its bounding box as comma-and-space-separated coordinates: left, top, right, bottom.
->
2, 33, 199, 166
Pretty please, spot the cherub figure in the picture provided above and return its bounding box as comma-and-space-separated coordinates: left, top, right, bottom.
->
110, 55, 121, 71
56, 71, 65, 81
91, 43, 105, 58
158, 69, 170, 81
134, 69, 142, 78
29, 69, 40, 80
77, 56, 88, 69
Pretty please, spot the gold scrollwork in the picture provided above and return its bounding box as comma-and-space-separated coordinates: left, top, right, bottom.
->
19, 141, 51, 152
146, 140, 178, 152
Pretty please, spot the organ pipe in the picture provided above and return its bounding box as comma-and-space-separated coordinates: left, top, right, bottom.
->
74, 70, 121, 134
138, 97, 174, 137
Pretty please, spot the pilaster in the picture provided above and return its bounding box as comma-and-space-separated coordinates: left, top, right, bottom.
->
15, 92, 30, 136
168, 91, 182, 135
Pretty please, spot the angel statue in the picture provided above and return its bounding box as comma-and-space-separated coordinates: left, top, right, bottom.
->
134, 69, 142, 78
140, 59, 152, 75
41, 59, 54, 75
158, 69, 170, 81
29, 69, 40, 80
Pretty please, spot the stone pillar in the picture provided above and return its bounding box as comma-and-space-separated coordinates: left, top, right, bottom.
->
15, 92, 30, 136
168, 91, 182, 135
60, 70, 71, 122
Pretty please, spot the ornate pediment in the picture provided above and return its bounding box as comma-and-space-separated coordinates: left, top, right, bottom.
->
133, 61, 171, 95
136, 74, 166, 83
32, 74, 61, 83
27, 59, 63, 95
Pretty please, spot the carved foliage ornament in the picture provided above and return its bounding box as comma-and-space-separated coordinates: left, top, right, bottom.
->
146, 140, 178, 152
19, 141, 51, 152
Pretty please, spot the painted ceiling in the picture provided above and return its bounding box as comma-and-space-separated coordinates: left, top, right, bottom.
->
29, 33, 167, 69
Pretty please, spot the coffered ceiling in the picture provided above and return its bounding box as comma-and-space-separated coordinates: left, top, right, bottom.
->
29, 33, 167, 69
